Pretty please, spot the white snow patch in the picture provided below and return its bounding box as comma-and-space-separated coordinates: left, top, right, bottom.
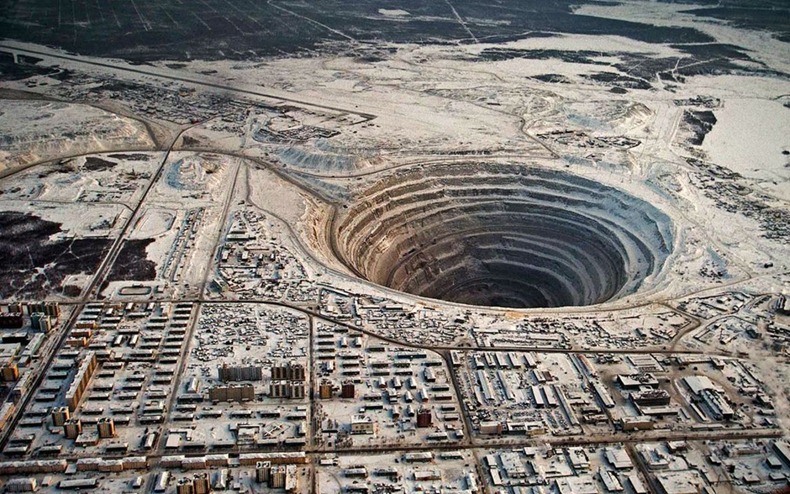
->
704, 98, 790, 200
378, 8, 410, 17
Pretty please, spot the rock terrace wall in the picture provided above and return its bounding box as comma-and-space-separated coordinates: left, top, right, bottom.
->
335, 163, 674, 309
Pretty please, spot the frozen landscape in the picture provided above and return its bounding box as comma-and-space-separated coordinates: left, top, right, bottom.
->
0, 0, 789, 492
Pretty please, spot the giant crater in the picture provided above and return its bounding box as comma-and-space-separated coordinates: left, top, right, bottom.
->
333, 163, 675, 309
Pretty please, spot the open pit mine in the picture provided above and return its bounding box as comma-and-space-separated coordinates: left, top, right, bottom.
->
333, 163, 675, 309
